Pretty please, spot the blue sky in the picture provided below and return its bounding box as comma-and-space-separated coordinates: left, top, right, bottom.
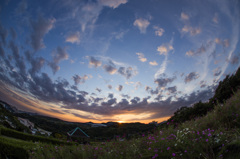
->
0, 0, 239, 123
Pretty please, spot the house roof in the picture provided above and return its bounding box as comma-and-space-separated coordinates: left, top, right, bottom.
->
67, 127, 89, 138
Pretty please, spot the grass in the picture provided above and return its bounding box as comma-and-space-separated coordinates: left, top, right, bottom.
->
1, 89, 240, 158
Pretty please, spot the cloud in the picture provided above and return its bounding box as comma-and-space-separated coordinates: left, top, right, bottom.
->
200, 81, 207, 88
99, 0, 128, 9
103, 64, 117, 74
184, 72, 199, 83
153, 26, 164, 37
180, 12, 189, 21
157, 43, 173, 56
135, 81, 142, 90
52, 47, 69, 63
72, 74, 90, 85
116, 85, 123, 91
25, 51, 45, 75
96, 88, 102, 92
66, 32, 80, 44
213, 67, 222, 76
121, 94, 131, 99
108, 93, 114, 99
136, 52, 147, 62
118, 66, 137, 79
130, 97, 140, 104
30, 16, 55, 51
88, 56, 102, 68
181, 25, 201, 36
167, 86, 177, 94
101, 98, 117, 107
154, 76, 176, 88
186, 42, 212, 57
133, 18, 150, 34
149, 61, 158, 66
49, 47, 69, 74
108, 85, 112, 89
154, 55, 168, 78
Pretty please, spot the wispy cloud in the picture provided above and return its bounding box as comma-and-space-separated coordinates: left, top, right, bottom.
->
154, 55, 168, 78
136, 52, 147, 62
133, 18, 150, 34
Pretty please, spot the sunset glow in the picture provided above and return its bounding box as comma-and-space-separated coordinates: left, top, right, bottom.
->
0, 0, 239, 124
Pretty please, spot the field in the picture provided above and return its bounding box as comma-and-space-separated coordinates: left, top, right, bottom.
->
1, 89, 240, 159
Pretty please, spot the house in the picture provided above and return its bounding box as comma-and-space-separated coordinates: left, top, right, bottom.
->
67, 127, 90, 143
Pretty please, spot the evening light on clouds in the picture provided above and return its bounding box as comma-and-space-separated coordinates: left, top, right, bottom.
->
0, 0, 239, 123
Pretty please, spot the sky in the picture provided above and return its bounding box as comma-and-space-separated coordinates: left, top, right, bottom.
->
0, 0, 240, 124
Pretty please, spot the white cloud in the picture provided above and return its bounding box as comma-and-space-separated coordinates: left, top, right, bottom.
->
133, 18, 150, 34
66, 32, 80, 44
157, 44, 173, 56
136, 52, 147, 62
99, 0, 127, 9
149, 61, 158, 66
153, 26, 164, 37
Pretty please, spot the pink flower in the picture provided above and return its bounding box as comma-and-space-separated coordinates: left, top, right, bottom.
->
172, 153, 176, 156
206, 139, 208, 142
167, 147, 170, 150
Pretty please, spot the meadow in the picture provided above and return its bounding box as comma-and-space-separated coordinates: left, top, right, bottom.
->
1, 88, 240, 159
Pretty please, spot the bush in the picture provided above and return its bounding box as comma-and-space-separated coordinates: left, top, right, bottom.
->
0, 136, 33, 159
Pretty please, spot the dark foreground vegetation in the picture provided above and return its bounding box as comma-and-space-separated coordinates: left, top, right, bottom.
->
1, 67, 240, 158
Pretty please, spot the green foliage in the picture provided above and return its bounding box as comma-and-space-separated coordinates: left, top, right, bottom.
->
0, 126, 74, 145
210, 67, 240, 104
0, 136, 35, 159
